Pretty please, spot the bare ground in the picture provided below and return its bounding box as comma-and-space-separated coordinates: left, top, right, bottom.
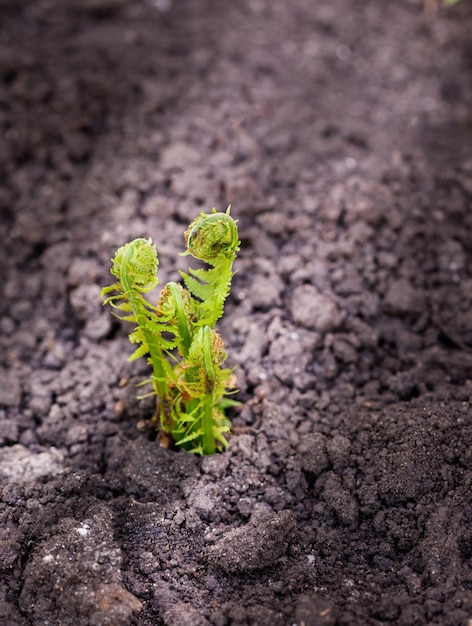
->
1, 1, 472, 624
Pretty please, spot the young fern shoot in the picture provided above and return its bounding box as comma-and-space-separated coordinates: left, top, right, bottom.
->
101, 208, 240, 455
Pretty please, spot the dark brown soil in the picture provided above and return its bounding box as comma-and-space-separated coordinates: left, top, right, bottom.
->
2, 1, 472, 624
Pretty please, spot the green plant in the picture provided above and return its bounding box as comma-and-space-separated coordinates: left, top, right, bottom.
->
101, 208, 240, 455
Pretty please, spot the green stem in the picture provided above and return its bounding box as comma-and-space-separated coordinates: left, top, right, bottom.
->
201, 394, 216, 455
168, 282, 192, 356
200, 326, 216, 454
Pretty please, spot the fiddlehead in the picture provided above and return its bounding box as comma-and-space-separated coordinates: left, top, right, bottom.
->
113, 237, 158, 290
157, 282, 194, 357
180, 207, 240, 328
101, 239, 175, 418
185, 208, 239, 262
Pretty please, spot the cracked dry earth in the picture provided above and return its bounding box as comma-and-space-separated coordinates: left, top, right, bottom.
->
2, 0, 472, 625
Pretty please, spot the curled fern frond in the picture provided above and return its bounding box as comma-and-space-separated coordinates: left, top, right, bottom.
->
102, 209, 240, 455
101, 238, 174, 421
112, 238, 158, 291
180, 207, 240, 328
185, 207, 239, 262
